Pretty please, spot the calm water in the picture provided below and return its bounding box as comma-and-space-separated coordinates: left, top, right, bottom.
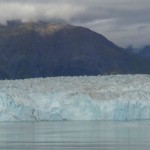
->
0, 121, 150, 150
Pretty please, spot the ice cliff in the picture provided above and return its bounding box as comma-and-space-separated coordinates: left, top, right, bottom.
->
1, 75, 150, 121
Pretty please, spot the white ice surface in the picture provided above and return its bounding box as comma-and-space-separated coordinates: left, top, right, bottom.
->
0, 75, 150, 121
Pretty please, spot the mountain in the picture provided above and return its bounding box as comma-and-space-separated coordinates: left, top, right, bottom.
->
139, 45, 150, 60
126, 45, 141, 53
0, 20, 150, 79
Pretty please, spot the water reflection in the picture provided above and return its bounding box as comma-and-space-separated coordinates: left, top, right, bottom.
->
0, 121, 150, 150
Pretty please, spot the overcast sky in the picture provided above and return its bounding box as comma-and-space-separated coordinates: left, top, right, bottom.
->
0, 0, 150, 48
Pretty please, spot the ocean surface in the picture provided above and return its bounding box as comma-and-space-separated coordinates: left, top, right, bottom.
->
0, 121, 150, 150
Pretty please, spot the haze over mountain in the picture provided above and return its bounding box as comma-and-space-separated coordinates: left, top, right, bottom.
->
0, 20, 150, 79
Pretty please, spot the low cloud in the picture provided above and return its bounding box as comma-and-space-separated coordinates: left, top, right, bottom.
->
0, 0, 150, 47
0, 2, 84, 23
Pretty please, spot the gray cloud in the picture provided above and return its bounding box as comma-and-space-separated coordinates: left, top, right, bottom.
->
0, 0, 150, 47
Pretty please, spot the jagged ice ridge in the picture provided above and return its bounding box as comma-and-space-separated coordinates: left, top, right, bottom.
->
0, 75, 150, 121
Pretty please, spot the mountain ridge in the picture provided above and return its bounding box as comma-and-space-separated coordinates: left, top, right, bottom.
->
0, 20, 150, 79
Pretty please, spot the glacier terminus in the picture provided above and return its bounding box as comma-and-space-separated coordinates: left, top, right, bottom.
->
0, 75, 150, 121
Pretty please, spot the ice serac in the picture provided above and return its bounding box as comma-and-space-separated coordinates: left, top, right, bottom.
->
0, 75, 150, 121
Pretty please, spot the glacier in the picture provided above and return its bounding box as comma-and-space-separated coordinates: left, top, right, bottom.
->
1, 75, 150, 121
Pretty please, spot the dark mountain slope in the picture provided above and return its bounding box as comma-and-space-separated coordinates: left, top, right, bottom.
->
139, 45, 150, 60
0, 21, 150, 79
